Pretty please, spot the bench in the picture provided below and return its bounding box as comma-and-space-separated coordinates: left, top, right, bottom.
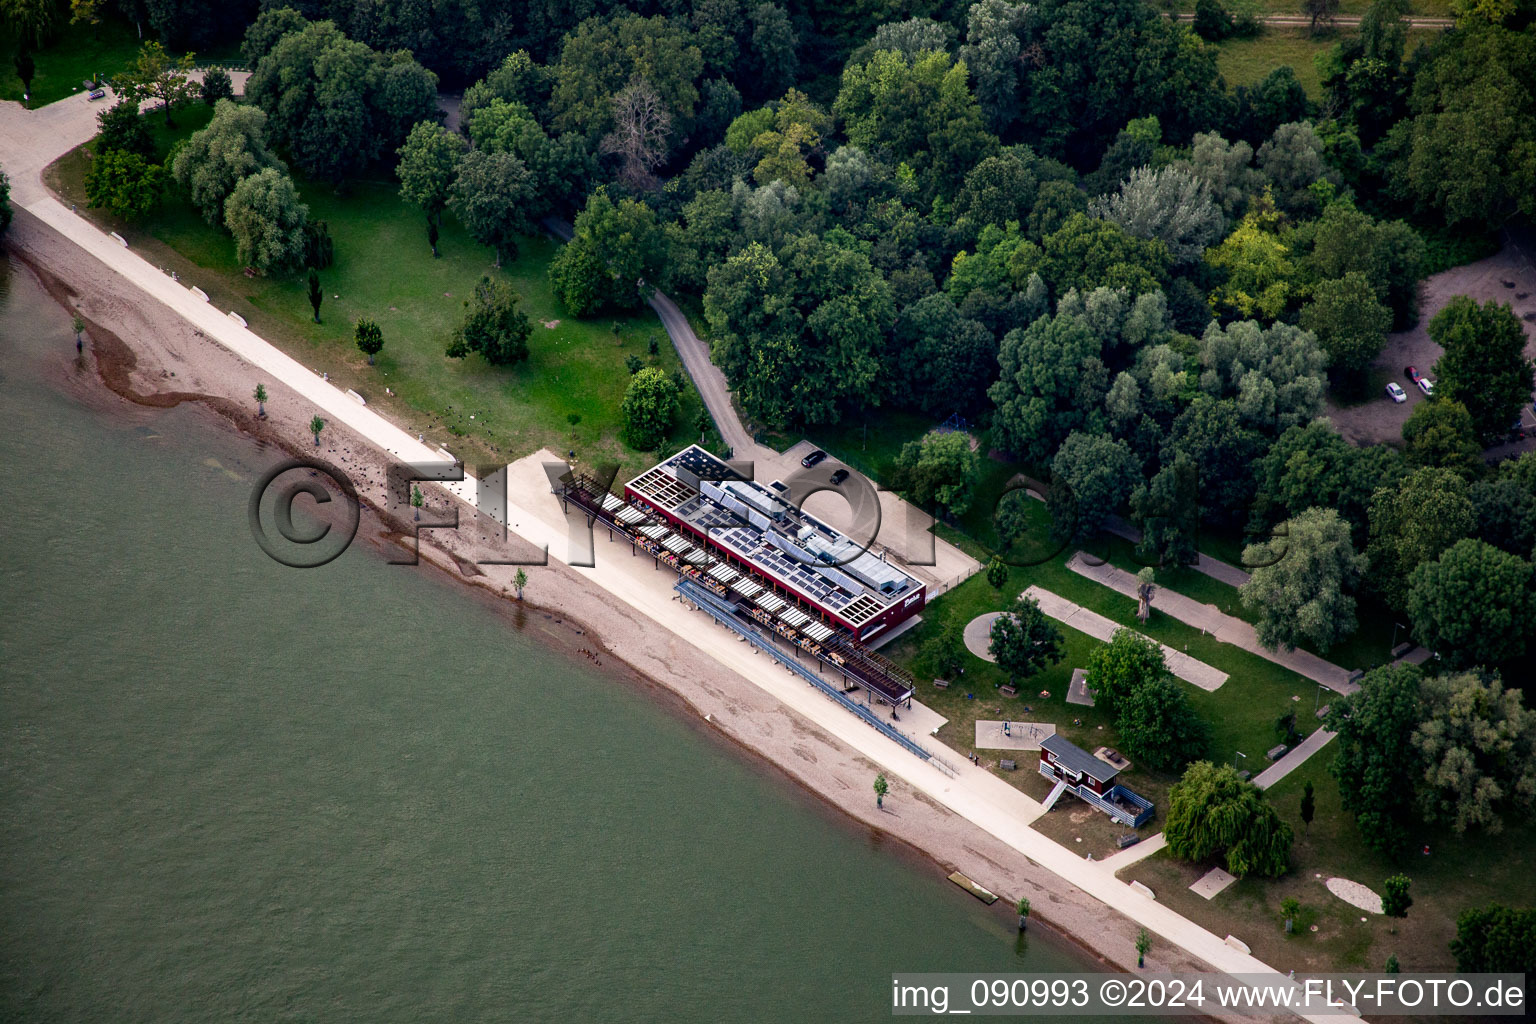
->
88, 88, 106, 100
999, 685, 1017, 696
1237, 769, 1251, 781
932, 678, 949, 690
1315, 704, 1330, 719
1117, 834, 1141, 849
1266, 744, 1287, 761
1347, 669, 1365, 685
1000, 759, 1017, 771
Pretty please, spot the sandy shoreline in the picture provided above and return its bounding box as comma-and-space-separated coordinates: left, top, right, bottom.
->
4, 208, 1281, 1021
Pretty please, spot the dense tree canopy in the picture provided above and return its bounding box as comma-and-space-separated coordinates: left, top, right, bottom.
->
1429, 296, 1536, 442
1406, 539, 1535, 667
1240, 507, 1366, 653
246, 18, 438, 182
171, 100, 285, 226
705, 234, 893, 427
894, 429, 980, 518
550, 188, 666, 316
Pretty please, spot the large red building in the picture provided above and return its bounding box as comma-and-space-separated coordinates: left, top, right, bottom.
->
623, 446, 927, 643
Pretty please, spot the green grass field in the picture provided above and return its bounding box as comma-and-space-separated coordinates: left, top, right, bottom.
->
887, 499, 1335, 826
1, 14, 240, 108
46, 112, 717, 475
1216, 26, 1448, 98
1, 16, 145, 107
1124, 752, 1536, 972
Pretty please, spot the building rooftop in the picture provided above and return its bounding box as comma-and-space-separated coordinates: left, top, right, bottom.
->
626, 446, 923, 630
1041, 735, 1122, 784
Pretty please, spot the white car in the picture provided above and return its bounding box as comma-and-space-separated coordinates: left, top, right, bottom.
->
1386, 382, 1407, 403
1417, 378, 1435, 397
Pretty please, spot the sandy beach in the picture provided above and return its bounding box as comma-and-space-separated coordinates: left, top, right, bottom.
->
5, 196, 1314, 1022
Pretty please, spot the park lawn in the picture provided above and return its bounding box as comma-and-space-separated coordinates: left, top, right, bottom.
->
1167, 0, 1451, 15
1121, 752, 1536, 973
893, 520, 1327, 823
1216, 26, 1448, 99
1216, 28, 1336, 97
46, 126, 715, 475
0, 14, 244, 108
1, 15, 144, 107
1093, 538, 1401, 673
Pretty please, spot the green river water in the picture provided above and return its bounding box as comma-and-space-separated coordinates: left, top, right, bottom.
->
0, 254, 1110, 1022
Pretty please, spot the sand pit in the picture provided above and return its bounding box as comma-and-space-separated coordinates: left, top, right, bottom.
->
1325, 877, 1383, 914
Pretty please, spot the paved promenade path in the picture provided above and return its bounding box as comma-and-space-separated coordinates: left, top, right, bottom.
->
1103, 514, 1253, 587
1068, 553, 1358, 695
3, 93, 1359, 1022
965, 592, 1230, 691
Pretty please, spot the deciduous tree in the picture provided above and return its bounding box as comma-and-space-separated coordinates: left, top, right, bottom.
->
112, 40, 198, 126
705, 235, 892, 427
1117, 675, 1211, 771
84, 149, 166, 220
1085, 628, 1166, 719
223, 167, 307, 275
1325, 664, 1425, 854
1089, 165, 1224, 265
396, 121, 464, 254
620, 367, 681, 451
354, 317, 383, 365
1366, 466, 1475, 609
1429, 296, 1536, 443
446, 276, 532, 366
1239, 507, 1366, 652
1406, 539, 1535, 667
1300, 272, 1391, 384
894, 430, 979, 519
1049, 431, 1141, 542
1165, 761, 1293, 878
171, 100, 283, 226
550, 188, 666, 315
988, 593, 1065, 681
1401, 399, 1481, 477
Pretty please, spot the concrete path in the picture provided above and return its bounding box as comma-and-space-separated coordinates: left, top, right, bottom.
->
542, 215, 762, 461
1103, 514, 1252, 587
3, 92, 1362, 1022
1068, 553, 1356, 694
1251, 727, 1335, 791
965, 595, 1229, 691
1101, 832, 1168, 871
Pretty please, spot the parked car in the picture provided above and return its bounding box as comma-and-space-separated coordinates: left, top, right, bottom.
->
1386, 382, 1407, 403
829, 468, 849, 485
1404, 365, 1423, 384
801, 449, 828, 468
1417, 377, 1435, 397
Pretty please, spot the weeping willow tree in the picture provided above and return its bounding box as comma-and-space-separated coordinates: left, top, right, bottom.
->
1165, 760, 1293, 878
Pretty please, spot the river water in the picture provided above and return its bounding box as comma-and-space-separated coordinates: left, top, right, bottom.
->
0, 255, 1106, 1022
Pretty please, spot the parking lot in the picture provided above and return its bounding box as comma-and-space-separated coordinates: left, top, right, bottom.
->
1324, 227, 1536, 457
